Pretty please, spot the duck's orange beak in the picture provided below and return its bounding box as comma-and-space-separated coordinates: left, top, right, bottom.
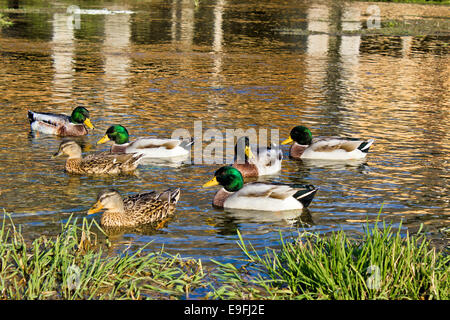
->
245, 146, 255, 159
84, 118, 94, 130
202, 177, 219, 188
87, 201, 103, 215
281, 136, 293, 145
97, 135, 110, 145
52, 151, 63, 159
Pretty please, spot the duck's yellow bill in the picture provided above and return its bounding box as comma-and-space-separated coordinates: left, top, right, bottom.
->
87, 201, 103, 215
84, 118, 94, 129
97, 135, 110, 145
281, 136, 293, 145
245, 146, 254, 159
203, 177, 219, 188
51, 151, 62, 159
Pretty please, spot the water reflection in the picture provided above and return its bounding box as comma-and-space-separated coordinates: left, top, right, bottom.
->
340, 2, 360, 90
304, 3, 329, 123
0, 0, 449, 263
52, 12, 74, 104
306, 4, 329, 56
103, 9, 131, 107
208, 0, 226, 112
297, 158, 369, 171
223, 208, 314, 227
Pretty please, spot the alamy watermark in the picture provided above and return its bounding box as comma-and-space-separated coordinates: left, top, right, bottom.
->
171, 121, 280, 165
66, 264, 81, 291
66, 5, 81, 30
366, 265, 381, 290
366, 5, 381, 30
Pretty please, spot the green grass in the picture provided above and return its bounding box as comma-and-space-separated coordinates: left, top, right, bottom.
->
0, 212, 207, 299
210, 221, 449, 300
0, 212, 448, 299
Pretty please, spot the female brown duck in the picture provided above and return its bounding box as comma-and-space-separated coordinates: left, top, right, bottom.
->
87, 188, 181, 228
53, 140, 142, 175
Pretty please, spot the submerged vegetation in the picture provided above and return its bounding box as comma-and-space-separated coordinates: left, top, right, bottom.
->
0, 13, 12, 28
0, 212, 448, 300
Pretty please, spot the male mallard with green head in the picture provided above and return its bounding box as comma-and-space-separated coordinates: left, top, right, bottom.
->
87, 188, 180, 228
282, 126, 374, 160
232, 136, 282, 178
202, 166, 318, 211
28, 106, 94, 136
53, 140, 142, 175
97, 125, 192, 160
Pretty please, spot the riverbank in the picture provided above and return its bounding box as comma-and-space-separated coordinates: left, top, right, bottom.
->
366, 0, 449, 4
0, 212, 448, 300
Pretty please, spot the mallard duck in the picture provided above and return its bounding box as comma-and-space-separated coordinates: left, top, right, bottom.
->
202, 166, 318, 211
232, 136, 282, 178
87, 188, 180, 227
52, 140, 142, 175
28, 106, 94, 136
282, 126, 374, 160
97, 125, 192, 160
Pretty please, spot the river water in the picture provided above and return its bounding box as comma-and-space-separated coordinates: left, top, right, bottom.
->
0, 0, 448, 263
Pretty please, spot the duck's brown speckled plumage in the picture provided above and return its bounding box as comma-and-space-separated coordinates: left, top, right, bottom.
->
64, 155, 141, 175
90, 189, 181, 227
54, 141, 142, 175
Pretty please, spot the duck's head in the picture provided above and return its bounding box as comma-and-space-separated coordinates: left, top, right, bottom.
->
97, 125, 130, 145
70, 107, 94, 129
234, 136, 255, 163
281, 126, 313, 146
52, 140, 82, 159
88, 189, 124, 214
202, 166, 244, 192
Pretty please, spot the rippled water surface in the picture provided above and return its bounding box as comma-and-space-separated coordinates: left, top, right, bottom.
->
0, 0, 449, 263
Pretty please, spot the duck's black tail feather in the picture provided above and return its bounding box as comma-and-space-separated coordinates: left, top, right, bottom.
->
357, 139, 375, 153
292, 185, 319, 208
27, 110, 35, 123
